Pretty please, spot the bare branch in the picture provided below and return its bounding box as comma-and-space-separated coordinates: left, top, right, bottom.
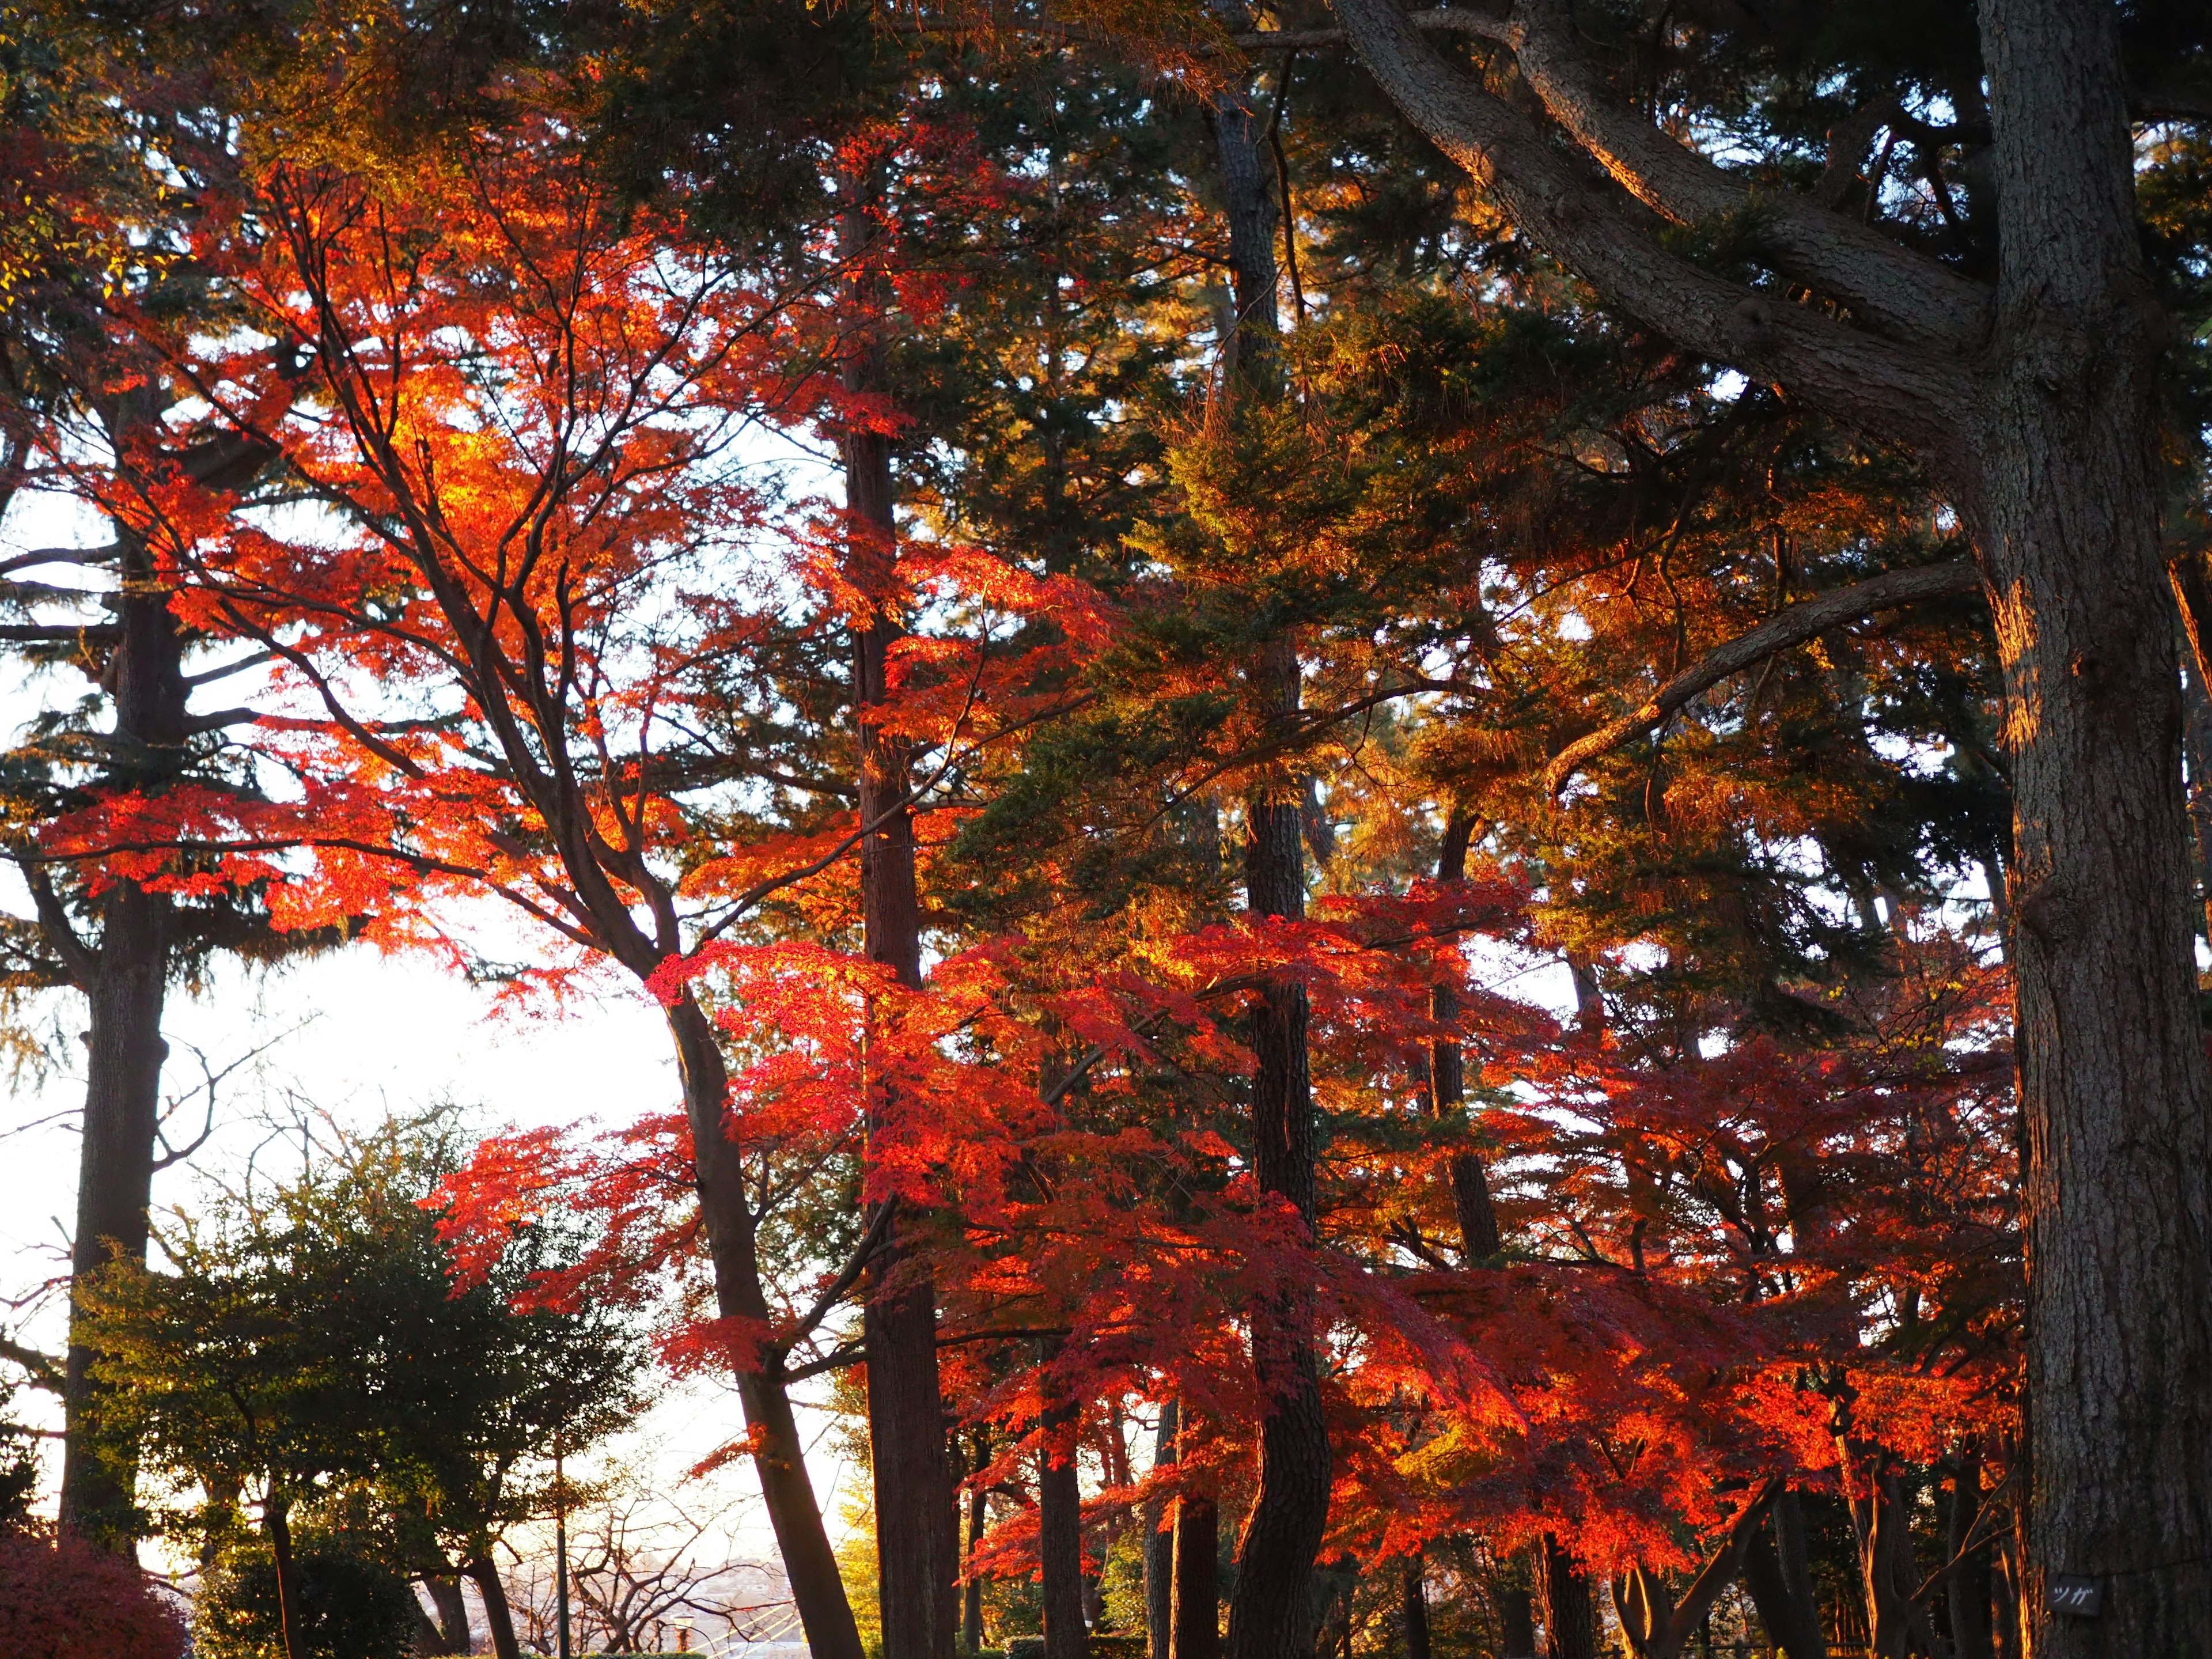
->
0, 1333, 63, 1393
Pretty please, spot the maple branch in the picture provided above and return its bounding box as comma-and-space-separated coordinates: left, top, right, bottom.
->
1543, 562, 1983, 795
0, 1334, 62, 1394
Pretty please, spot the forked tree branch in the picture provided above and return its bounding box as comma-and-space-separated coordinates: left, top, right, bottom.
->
1544, 562, 1983, 795
1326, 0, 1975, 454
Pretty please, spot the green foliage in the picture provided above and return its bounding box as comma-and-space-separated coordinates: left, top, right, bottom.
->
194, 1528, 419, 1659
82, 1110, 647, 1584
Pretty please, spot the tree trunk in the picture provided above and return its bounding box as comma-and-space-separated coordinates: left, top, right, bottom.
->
1040, 1347, 1090, 1659
1433, 814, 1501, 1259
2177, 649, 2212, 946
1401, 1552, 1432, 1659
1496, 1584, 1536, 1659
1537, 1535, 1599, 1659
1323, 1, 2212, 1644
1225, 704, 1332, 1659
1974, 3, 2212, 1650
468, 1556, 524, 1659
58, 885, 170, 1547
426, 1575, 474, 1654
1741, 1498, 1826, 1659
58, 523, 187, 1550
841, 172, 959, 1659
1205, 43, 1331, 1656
266, 1498, 305, 1659
1146, 1402, 1177, 1659
668, 998, 864, 1659
1171, 1483, 1221, 1659
967, 1429, 989, 1655
1948, 1450, 1995, 1659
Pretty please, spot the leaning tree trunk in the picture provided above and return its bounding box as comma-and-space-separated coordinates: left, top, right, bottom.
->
668, 999, 865, 1659
58, 525, 185, 1550
1973, 2, 2212, 1649
840, 179, 959, 1659
467, 1555, 525, 1659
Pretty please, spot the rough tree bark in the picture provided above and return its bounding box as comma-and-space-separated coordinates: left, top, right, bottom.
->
1327, 2, 2212, 1647
1537, 1533, 1600, 1659
840, 180, 959, 1659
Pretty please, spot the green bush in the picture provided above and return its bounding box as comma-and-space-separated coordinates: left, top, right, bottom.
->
194, 1532, 418, 1659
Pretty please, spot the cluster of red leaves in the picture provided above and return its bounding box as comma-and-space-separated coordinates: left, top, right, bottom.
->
0, 1527, 188, 1659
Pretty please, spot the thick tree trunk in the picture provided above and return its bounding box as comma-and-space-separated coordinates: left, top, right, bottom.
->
467, 1556, 524, 1659
1146, 1402, 1177, 1659
668, 999, 863, 1659
1741, 1497, 1826, 1659
1401, 1553, 1432, 1659
1973, 3, 2212, 1651
425, 1575, 473, 1654
1537, 1534, 1599, 1659
1040, 1347, 1090, 1659
1323, 2, 2212, 1644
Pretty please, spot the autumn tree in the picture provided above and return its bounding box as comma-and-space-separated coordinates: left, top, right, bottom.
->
1304, 3, 2212, 1643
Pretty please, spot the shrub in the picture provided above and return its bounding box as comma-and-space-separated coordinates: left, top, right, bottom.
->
0, 1527, 188, 1659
